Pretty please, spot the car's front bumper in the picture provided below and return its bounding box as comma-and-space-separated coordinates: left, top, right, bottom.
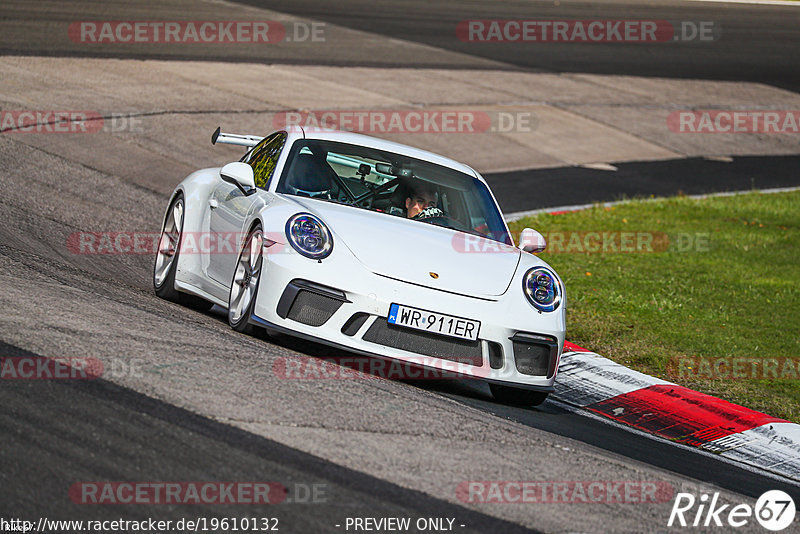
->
252, 245, 566, 390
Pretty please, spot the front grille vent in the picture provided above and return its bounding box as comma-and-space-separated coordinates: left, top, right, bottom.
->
362, 319, 482, 366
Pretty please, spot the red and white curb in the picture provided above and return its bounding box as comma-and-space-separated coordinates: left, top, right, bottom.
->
555, 342, 800, 482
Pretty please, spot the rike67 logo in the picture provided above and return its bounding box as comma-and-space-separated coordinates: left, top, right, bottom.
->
668, 490, 796, 531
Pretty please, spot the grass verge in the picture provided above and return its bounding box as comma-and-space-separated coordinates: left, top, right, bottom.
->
508, 190, 800, 421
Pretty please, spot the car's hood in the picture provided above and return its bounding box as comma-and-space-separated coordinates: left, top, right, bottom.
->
290, 197, 520, 298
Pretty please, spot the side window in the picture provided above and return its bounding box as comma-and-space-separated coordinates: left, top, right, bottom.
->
248, 133, 286, 189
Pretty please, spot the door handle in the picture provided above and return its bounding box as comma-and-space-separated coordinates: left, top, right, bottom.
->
209, 198, 218, 209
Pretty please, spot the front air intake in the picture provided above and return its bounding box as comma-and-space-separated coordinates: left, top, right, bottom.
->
277, 279, 348, 327
511, 333, 559, 378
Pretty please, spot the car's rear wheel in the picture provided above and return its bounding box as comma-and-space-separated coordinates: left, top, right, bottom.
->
489, 383, 549, 406
153, 195, 213, 311
228, 224, 264, 335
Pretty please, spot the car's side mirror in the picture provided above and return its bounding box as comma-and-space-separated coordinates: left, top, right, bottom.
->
518, 228, 546, 253
220, 162, 256, 195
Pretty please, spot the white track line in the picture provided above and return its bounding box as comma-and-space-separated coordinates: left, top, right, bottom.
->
681, 0, 799, 6
504, 186, 800, 222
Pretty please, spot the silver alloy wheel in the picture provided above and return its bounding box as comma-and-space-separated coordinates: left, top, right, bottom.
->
154, 199, 183, 288
229, 229, 263, 325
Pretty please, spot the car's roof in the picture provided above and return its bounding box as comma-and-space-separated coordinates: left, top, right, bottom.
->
281, 127, 484, 185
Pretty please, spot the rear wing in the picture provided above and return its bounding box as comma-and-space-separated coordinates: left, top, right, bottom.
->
211, 127, 263, 148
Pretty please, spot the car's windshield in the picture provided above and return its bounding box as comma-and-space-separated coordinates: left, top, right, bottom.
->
275, 139, 512, 245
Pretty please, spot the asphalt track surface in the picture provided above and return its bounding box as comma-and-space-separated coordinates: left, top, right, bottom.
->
485, 154, 800, 213
4, 0, 800, 92
432, 380, 800, 500
0, 341, 535, 534
2, 0, 800, 532
233, 0, 800, 92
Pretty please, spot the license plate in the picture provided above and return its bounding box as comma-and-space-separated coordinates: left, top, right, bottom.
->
387, 303, 480, 341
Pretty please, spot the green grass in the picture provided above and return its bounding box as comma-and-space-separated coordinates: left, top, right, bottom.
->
508, 190, 800, 421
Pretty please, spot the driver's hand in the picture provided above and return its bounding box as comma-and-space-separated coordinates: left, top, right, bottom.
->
412, 206, 445, 220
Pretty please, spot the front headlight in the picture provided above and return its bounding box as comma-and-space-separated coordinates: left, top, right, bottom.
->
285, 213, 333, 259
523, 266, 562, 312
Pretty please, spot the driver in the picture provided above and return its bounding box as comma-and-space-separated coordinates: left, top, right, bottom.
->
406, 182, 443, 219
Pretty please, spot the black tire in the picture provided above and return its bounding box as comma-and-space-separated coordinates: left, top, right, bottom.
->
227, 224, 265, 335
153, 194, 213, 312
489, 383, 549, 406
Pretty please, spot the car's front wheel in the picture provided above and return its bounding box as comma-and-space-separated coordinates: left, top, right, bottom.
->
228, 224, 264, 335
489, 383, 549, 407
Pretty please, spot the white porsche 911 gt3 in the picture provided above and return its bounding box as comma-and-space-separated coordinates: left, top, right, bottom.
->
153, 126, 565, 405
